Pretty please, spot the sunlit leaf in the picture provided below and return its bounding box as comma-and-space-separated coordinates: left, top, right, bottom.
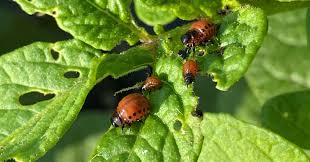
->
0, 40, 154, 161
14, 0, 150, 50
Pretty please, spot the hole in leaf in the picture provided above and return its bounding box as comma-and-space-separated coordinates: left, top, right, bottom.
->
51, 49, 59, 60
191, 108, 203, 118
173, 120, 182, 131
4, 159, 16, 162
52, 11, 57, 15
19, 91, 55, 106
64, 71, 80, 78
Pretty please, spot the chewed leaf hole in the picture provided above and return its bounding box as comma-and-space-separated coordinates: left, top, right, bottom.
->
51, 49, 59, 60
19, 91, 55, 106
173, 120, 182, 131
64, 71, 80, 78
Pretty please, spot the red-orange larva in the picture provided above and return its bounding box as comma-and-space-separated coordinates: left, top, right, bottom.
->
142, 76, 162, 91
183, 60, 198, 85
181, 19, 217, 48
111, 93, 150, 128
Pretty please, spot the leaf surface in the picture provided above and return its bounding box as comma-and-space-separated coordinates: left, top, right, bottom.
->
0, 40, 100, 161
246, 8, 310, 103
90, 57, 309, 162
38, 112, 110, 162
90, 56, 202, 162
95, 45, 154, 82
199, 113, 309, 161
197, 6, 267, 90
14, 0, 150, 50
307, 8, 310, 47
261, 91, 310, 149
135, 0, 310, 26
0, 40, 154, 161
134, 0, 176, 26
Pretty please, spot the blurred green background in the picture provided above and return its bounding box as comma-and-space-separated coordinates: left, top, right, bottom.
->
1, 0, 309, 161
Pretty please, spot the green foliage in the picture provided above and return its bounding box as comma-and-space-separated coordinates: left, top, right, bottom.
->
261, 91, 310, 149
134, 0, 176, 26
96, 46, 154, 82
0, 40, 100, 161
90, 56, 201, 161
14, 0, 148, 50
38, 112, 110, 162
1, 0, 310, 161
0, 40, 152, 161
200, 113, 309, 161
246, 8, 310, 103
307, 8, 310, 48
245, 8, 310, 151
135, 0, 310, 26
238, 0, 310, 15
197, 7, 267, 90
90, 57, 308, 162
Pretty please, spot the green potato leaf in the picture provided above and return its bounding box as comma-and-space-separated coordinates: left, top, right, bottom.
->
38, 112, 110, 162
0, 40, 154, 161
5, 0, 310, 161
246, 8, 310, 103
13, 0, 150, 50
135, 0, 310, 27
197, 6, 267, 91
261, 91, 310, 149
90, 56, 308, 161
90, 56, 202, 161
95, 45, 154, 83
155, 6, 267, 91
307, 8, 310, 48
238, 0, 310, 15
0, 40, 100, 161
199, 113, 309, 161
134, 0, 176, 26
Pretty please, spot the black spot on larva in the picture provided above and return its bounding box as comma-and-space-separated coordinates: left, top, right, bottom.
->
64, 71, 80, 78
133, 112, 136, 116
173, 120, 182, 131
129, 116, 132, 119
143, 108, 146, 112
138, 110, 142, 114
51, 49, 59, 60
19, 91, 55, 106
